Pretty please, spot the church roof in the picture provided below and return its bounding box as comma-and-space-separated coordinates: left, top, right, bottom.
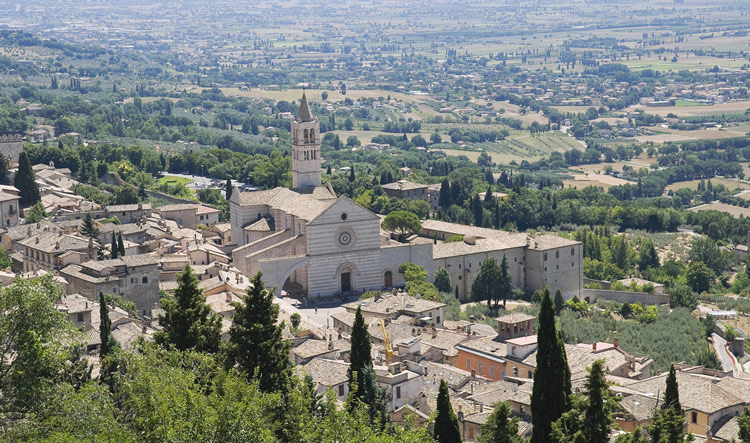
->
296, 91, 314, 122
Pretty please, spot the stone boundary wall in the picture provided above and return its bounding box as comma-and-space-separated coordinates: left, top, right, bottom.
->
581, 289, 669, 305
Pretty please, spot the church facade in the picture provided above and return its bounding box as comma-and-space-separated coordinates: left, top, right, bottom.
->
230, 93, 433, 298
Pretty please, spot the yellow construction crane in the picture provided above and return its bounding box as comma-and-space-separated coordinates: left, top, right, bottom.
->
380, 319, 394, 364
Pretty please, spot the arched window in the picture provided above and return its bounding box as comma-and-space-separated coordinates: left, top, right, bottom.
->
304, 151, 309, 160
309, 129, 315, 142
142, 275, 149, 284
303, 129, 309, 143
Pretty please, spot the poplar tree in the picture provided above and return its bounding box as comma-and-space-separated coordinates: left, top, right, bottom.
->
433, 379, 461, 443
155, 264, 221, 354
225, 271, 290, 392
14, 151, 40, 205
99, 292, 112, 358
531, 291, 571, 443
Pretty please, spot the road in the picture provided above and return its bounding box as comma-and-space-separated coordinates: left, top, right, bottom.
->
712, 333, 737, 375
280, 296, 345, 329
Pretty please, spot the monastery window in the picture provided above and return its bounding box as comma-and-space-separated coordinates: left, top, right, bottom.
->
310, 129, 315, 141
303, 129, 309, 143
396, 386, 401, 399
520, 405, 525, 414
556, 251, 559, 259
572, 262, 574, 268
142, 276, 149, 284
571, 247, 575, 256
544, 253, 548, 261
459, 264, 461, 269
556, 265, 559, 270
477, 362, 483, 374
77, 312, 84, 323
458, 275, 462, 280
338, 385, 345, 396
489, 366, 494, 378
513, 367, 518, 377
304, 151, 309, 160
691, 412, 697, 424
528, 371, 532, 378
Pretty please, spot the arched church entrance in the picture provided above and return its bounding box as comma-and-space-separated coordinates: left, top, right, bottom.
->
339, 265, 354, 293
384, 271, 393, 288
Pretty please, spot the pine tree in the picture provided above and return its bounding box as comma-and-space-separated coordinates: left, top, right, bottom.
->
14, 151, 40, 205
225, 178, 233, 201
348, 306, 372, 383
583, 360, 611, 442
434, 379, 461, 443
99, 292, 112, 358
155, 264, 221, 354
110, 232, 118, 259
648, 406, 686, 443
225, 271, 290, 392
0, 154, 10, 185
531, 291, 571, 443
554, 289, 565, 315
479, 401, 522, 443
662, 364, 681, 412
81, 214, 100, 239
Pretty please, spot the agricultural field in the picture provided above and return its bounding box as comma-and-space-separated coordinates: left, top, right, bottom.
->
689, 202, 750, 219
563, 173, 632, 191
636, 126, 748, 144
664, 178, 750, 195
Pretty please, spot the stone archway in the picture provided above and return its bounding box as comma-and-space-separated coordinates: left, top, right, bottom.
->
384, 270, 393, 288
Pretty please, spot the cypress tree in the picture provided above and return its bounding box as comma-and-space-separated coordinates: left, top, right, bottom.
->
117, 232, 125, 256
326, 164, 332, 175
498, 255, 512, 308
493, 203, 500, 229
531, 291, 571, 443
110, 232, 118, 259
0, 154, 9, 185
225, 178, 233, 201
662, 364, 681, 412
349, 164, 355, 182
472, 194, 484, 227
583, 360, 611, 442
14, 151, 40, 205
348, 306, 372, 383
439, 178, 452, 209
99, 292, 112, 358
155, 264, 221, 354
225, 271, 290, 392
434, 379, 461, 443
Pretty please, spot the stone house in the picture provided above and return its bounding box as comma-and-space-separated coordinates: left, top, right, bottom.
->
158, 204, 198, 229
381, 180, 430, 202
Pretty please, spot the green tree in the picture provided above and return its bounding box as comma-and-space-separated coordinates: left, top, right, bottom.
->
433, 379, 461, 443
583, 360, 612, 442
81, 213, 100, 239
155, 264, 221, 354
381, 210, 422, 240
226, 178, 233, 201
662, 364, 681, 412
117, 231, 125, 256
23, 201, 47, 224
0, 154, 9, 185
0, 275, 90, 415
290, 312, 301, 330
554, 289, 565, 315
225, 272, 291, 392
349, 306, 372, 384
349, 163, 356, 181
0, 245, 11, 270
497, 255, 513, 308
111, 184, 139, 205
668, 285, 697, 310
472, 257, 501, 308
638, 239, 660, 270
686, 261, 713, 293
110, 232, 119, 259
738, 407, 750, 443
14, 151, 40, 205
479, 401, 523, 443
531, 291, 571, 443
434, 268, 452, 293
439, 178, 452, 209
648, 406, 688, 443
99, 292, 113, 358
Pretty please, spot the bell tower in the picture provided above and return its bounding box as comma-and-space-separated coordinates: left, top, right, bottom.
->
291, 91, 322, 189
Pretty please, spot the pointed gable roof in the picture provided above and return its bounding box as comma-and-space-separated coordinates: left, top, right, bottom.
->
296, 91, 314, 122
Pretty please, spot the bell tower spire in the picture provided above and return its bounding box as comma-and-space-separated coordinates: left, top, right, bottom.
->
291, 90, 321, 189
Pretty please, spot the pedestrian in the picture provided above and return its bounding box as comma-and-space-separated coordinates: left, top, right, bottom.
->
315, 307, 318, 314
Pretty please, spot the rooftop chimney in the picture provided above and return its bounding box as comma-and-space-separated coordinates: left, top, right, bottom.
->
614, 338, 619, 348
593, 342, 597, 351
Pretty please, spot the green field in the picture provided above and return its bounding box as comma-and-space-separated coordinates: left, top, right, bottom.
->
158, 176, 194, 186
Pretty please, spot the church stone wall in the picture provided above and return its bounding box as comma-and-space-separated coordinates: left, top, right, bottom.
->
525, 244, 583, 299
433, 246, 525, 301
381, 242, 434, 288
